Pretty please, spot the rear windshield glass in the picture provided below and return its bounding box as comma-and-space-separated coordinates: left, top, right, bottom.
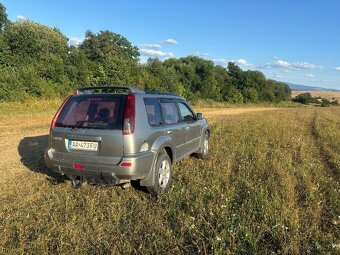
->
56, 95, 125, 130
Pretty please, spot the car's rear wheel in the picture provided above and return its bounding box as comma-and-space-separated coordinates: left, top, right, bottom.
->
146, 150, 172, 196
196, 132, 209, 159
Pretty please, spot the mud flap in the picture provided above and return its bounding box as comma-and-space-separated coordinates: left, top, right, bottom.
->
139, 152, 158, 187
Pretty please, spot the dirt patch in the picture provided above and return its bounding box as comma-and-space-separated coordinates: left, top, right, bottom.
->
195, 107, 281, 121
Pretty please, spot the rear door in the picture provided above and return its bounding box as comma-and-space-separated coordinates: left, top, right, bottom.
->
51, 95, 125, 165
159, 98, 186, 160
177, 101, 201, 153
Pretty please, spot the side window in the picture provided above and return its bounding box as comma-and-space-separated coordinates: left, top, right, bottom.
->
144, 98, 162, 126
160, 101, 179, 125
178, 102, 195, 122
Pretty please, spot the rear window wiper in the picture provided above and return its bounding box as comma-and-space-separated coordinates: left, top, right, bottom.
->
73, 121, 86, 129
55, 123, 73, 128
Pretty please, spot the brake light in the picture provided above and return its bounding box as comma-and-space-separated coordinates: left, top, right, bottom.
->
51, 95, 72, 129
123, 94, 135, 135
87, 97, 102, 101
73, 164, 86, 169
120, 162, 132, 167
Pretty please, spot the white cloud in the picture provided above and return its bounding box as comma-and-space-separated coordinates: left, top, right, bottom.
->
305, 74, 315, 78
16, 15, 26, 20
213, 58, 229, 66
276, 60, 290, 67
139, 48, 174, 58
274, 73, 283, 79
68, 37, 83, 46
292, 62, 323, 70
162, 38, 178, 45
335, 67, 340, 71
194, 51, 210, 57
140, 44, 161, 49
273, 56, 279, 59
262, 59, 323, 70
232, 59, 253, 67
213, 58, 252, 67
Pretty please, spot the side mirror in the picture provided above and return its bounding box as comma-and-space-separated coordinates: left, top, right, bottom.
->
196, 112, 203, 120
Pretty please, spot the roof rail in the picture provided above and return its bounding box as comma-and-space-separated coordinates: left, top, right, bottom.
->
146, 91, 181, 97
76, 86, 145, 95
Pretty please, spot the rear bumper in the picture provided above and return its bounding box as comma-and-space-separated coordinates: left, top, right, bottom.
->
44, 148, 156, 182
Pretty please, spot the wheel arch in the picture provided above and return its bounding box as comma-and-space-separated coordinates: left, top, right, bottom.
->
140, 136, 175, 187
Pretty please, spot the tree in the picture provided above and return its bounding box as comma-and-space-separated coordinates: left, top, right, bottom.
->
0, 2, 9, 31
274, 82, 291, 101
224, 86, 244, 103
292, 92, 317, 104
79, 30, 139, 62
1, 19, 71, 99
78, 30, 140, 86
142, 58, 183, 95
243, 70, 266, 89
242, 87, 259, 102
321, 98, 330, 107
227, 62, 244, 89
215, 65, 231, 101
0, 33, 10, 65
4, 20, 68, 58
171, 56, 220, 99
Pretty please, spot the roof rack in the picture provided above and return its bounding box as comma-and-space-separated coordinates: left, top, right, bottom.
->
146, 91, 181, 97
76, 86, 145, 95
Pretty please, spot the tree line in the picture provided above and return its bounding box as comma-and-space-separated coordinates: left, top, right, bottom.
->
0, 2, 291, 102
293, 92, 338, 107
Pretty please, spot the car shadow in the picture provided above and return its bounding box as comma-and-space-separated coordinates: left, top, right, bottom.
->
18, 135, 67, 184
131, 180, 148, 193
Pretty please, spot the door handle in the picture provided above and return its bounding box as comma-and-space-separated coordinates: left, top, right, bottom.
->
166, 130, 173, 134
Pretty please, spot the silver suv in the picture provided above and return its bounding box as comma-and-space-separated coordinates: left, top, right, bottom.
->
45, 86, 210, 195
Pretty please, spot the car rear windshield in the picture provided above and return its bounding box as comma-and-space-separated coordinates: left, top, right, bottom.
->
55, 95, 125, 130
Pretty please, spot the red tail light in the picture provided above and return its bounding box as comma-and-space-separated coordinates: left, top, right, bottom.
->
73, 164, 86, 169
120, 162, 132, 167
51, 95, 72, 129
123, 94, 135, 135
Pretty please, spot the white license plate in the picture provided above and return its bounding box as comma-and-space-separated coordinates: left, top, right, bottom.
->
68, 140, 98, 151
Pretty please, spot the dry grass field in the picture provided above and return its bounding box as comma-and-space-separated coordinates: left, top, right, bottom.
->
0, 100, 339, 254
292, 90, 340, 101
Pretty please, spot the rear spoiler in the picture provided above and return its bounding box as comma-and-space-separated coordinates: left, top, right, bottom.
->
75, 86, 145, 95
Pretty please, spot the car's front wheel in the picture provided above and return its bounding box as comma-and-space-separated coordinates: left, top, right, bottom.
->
146, 150, 172, 196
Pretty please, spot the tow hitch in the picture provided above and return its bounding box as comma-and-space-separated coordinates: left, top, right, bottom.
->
72, 179, 82, 189
67, 175, 83, 189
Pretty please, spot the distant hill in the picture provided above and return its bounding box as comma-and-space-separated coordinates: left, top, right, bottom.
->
286, 82, 340, 92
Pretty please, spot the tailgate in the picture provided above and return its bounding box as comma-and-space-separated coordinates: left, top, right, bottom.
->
51, 128, 124, 165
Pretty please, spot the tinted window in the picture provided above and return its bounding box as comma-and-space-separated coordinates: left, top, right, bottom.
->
178, 102, 195, 121
144, 98, 162, 126
56, 95, 125, 130
160, 101, 179, 125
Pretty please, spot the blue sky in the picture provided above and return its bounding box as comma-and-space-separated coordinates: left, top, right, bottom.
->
2, 0, 340, 89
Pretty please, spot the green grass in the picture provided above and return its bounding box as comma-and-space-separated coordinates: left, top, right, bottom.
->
0, 102, 339, 254
313, 108, 340, 178
190, 98, 304, 109
0, 98, 62, 118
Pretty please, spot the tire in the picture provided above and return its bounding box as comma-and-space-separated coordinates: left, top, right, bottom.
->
196, 132, 209, 160
146, 150, 172, 196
